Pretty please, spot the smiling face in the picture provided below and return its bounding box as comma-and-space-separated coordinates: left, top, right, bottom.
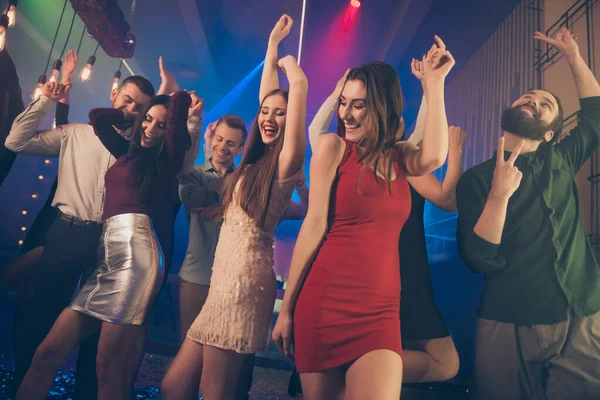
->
258, 94, 287, 146
501, 90, 560, 142
139, 105, 168, 149
339, 79, 368, 143
211, 123, 245, 165
110, 82, 152, 113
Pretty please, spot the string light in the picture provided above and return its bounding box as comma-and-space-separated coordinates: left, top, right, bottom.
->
6, 1, 16, 28
21, 210, 27, 215
50, 0, 79, 83
18, 240, 23, 245
35, 0, 68, 96
32, 74, 47, 101
38, 175, 44, 180
49, 60, 62, 82
111, 59, 123, 91
80, 42, 100, 82
20, 226, 26, 232
45, 159, 51, 164
31, 194, 38, 199
0, 14, 8, 52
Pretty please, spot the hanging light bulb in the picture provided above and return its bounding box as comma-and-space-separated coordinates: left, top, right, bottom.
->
0, 14, 8, 52
80, 55, 96, 82
49, 59, 62, 82
111, 69, 121, 91
32, 74, 47, 101
7, 3, 16, 28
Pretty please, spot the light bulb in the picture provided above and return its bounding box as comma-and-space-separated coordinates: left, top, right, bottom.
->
0, 15, 7, 52
49, 69, 59, 83
111, 70, 121, 91
80, 55, 96, 83
32, 74, 47, 100
0, 28, 5, 52
7, 5, 15, 27
49, 59, 62, 83
32, 86, 43, 100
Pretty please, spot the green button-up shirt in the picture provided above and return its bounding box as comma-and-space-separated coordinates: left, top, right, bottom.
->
456, 96, 600, 325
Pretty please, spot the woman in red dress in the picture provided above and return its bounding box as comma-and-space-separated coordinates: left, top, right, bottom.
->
273, 36, 454, 399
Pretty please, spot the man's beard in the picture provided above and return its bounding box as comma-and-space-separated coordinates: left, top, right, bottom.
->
501, 105, 551, 141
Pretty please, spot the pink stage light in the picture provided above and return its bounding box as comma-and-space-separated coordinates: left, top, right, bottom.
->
351, 0, 361, 8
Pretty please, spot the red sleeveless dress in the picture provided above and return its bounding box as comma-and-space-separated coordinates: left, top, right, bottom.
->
293, 138, 411, 372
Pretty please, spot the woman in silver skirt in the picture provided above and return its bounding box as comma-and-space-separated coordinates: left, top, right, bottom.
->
16, 90, 194, 400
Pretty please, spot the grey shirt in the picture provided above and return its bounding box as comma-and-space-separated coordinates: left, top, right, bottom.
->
178, 159, 235, 285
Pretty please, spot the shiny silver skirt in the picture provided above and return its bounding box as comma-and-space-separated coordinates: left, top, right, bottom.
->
70, 213, 164, 325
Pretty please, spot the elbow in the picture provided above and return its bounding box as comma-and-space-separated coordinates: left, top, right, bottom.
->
4, 137, 18, 152
439, 194, 458, 212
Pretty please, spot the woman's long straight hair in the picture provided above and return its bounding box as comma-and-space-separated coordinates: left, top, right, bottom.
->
337, 61, 406, 193
222, 89, 288, 228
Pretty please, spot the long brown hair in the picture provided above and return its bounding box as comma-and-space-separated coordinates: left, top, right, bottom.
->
221, 89, 288, 228
336, 61, 405, 193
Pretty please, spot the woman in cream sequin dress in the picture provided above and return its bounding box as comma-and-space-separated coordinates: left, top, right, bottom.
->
162, 15, 307, 400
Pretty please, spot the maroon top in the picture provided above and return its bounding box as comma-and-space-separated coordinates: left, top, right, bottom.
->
89, 91, 192, 221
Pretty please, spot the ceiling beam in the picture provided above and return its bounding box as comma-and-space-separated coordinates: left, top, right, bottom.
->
68, 0, 135, 58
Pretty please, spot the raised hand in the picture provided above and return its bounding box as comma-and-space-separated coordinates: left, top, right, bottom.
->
334, 68, 350, 95
272, 311, 294, 360
448, 125, 467, 155
410, 58, 424, 82
490, 137, 525, 200
157, 56, 180, 95
41, 82, 72, 102
422, 35, 455, 82
277, 55, 297, 75
204, 121, 218, 149
61, 50, 78, 82
534, 27, 580, 62
269, 14, 293, 45
188, 91, 205, 118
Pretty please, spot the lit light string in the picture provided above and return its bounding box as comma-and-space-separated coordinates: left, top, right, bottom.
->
49, 0, 81, 83
297, 0, 308, 65
32, 0, 68, 99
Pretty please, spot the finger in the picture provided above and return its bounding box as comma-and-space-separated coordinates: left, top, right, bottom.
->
159, 56, 165, 73
507, 140, 525, 165
283, 337, 291, 357
497, 137, 505, 166
533, 31, 558, 46
434, 35, 446, 51
273, 336, 284, 354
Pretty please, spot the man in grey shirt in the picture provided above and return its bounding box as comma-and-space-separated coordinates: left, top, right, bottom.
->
5, 76, 155, 397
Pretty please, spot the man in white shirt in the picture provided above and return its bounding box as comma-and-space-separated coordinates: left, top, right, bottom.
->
5, 76, 155, 398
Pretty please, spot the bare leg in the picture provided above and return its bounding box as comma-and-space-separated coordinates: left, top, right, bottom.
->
201, 345, 247, 400
178, 279, 209, 342
299, 368, 345, 400
125, 321, 149, 394
15, 309, 100, 400
0, 247, 43, 293
345, 349, 403, 400
161, 338, 204, 400
96, 322, 145, 400
403, 336, 459, 382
